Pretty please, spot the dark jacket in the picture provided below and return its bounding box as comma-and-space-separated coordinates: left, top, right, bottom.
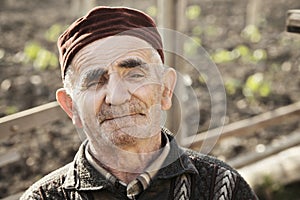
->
20, 131, 258, 200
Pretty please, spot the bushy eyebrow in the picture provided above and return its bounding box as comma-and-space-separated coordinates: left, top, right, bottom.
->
80, 58, 148, 87
118, 58, 147, 69
81, 68, 107, 86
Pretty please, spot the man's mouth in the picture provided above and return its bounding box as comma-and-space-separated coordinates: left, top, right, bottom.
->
99, 113, 145, 124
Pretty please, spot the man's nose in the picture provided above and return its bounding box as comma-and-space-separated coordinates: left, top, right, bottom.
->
105, 76, 131, 105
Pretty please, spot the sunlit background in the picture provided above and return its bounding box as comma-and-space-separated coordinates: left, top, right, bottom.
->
0, 0, 300, 199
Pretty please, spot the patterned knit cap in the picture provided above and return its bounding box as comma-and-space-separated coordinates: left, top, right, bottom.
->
57, 6, 164, 79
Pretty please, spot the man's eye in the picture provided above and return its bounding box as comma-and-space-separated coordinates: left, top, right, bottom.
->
87, 79, 106, 88
129, 73, 144, 78
87, 82, 98, 87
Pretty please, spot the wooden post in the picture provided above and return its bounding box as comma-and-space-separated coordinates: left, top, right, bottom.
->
246, 0, 261, 26
71, 0, 96, 18
157, 0, 188, 144
174, 0, 188, 144
157, 0, 177, 136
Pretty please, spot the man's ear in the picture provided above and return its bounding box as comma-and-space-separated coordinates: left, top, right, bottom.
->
56, 88, 82, 127
161, 68, 177, 110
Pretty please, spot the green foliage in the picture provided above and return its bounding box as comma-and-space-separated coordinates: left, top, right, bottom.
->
5, 106, 18, 115
234, 45, 250, 57
252, 49, 267, 61
256, 175, 283, 199
192, 25, 202, 36
243, 73, 271, 99
225, 73, 271, 100
239, 48, 267, 64
23, 41, 58, 70
204, 25, 220, 37
24, 42, 42, 61
186, 5, 201, 20
225, 78, 242, 95
45, 24, 66, 42
212, 49, 239, 64
241, 25, 262, 43
270, 63, 280, 72
184, 36, 201, 57
211, 45, 267, 64
20, 23, 64, 70
33, 48, 58, 70
146, 6, 157, 17
198, 74, 207, 84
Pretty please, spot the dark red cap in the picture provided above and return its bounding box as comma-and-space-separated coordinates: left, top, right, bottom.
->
57, 6, 164, 79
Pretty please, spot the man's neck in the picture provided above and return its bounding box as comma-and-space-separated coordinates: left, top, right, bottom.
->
88, 134, 162, 184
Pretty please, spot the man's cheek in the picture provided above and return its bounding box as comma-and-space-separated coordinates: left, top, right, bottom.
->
81, 93, 101, 115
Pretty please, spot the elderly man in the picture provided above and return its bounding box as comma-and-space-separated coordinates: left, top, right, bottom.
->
21, 6, 258, 200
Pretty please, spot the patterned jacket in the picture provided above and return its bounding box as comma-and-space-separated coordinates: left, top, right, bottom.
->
20, 130, 258, 200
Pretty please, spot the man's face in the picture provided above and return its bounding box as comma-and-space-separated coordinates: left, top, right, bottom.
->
68, 36, 171, 148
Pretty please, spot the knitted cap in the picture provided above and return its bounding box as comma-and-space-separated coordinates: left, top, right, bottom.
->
57, 6, 164, 79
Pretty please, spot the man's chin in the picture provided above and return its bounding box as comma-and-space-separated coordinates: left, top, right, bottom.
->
103, 130, 137, 147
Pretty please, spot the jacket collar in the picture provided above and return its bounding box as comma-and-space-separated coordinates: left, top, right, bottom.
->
155, 127, 198, 179
62, 128, 198, 191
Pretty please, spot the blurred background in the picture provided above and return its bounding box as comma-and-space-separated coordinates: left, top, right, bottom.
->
0, 0, 300, 199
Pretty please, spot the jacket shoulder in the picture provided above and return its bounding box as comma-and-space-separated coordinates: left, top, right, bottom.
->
184, 148, 237, 171
183, 148, 258, 200
20, 163, 71, 200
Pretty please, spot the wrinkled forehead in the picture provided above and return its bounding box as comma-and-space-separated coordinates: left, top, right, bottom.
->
71, 35, 158, 72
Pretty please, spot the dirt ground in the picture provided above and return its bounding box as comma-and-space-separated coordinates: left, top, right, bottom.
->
0, 0, 300, 199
